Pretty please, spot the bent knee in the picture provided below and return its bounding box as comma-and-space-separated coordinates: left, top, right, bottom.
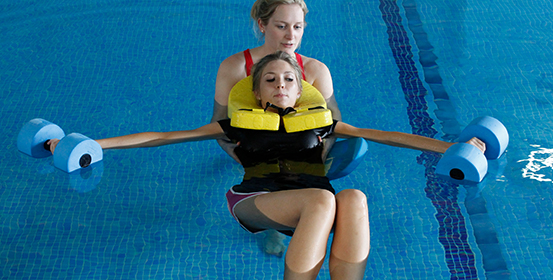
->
336, 189, 368, 213
303, 188, 336, 213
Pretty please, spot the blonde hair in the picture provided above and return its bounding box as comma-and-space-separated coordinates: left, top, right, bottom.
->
250, 0, 309, 39
251, 51, 303, 96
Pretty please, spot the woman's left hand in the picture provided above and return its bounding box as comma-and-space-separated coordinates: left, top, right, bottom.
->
47, 139, 61, 154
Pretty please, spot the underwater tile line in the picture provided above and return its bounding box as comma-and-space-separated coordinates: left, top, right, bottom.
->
378, 0, 478, 278
401, 0, 512, 278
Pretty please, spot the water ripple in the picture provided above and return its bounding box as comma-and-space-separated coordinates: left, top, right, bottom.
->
518, 144, 553, 183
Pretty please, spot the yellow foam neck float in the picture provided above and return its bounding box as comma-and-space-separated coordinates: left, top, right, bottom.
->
228, 76, 333, 133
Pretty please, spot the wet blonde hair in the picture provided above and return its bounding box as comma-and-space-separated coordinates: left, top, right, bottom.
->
251, 51, 303, 98
250, 0, 309, 39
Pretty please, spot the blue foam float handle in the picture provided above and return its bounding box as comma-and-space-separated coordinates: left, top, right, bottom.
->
53, 133, 103, 173
326, 138, 368, 180
17, 118, 65, 158
458, 116, 508, 160
435, 143, 488, 185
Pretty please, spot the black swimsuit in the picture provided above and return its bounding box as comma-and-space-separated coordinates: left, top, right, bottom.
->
220, 119, 338, 233
218, 119, 338, 194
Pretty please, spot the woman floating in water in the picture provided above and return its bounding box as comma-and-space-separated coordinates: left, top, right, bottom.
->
49, 51, 484, 280
213, 0, 334, 257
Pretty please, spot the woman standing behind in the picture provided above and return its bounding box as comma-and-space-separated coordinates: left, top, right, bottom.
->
212, 0, 341, 161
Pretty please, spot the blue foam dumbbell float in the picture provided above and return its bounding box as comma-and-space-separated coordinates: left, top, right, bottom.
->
17, 118, 103, 173
435, 116, 508, 184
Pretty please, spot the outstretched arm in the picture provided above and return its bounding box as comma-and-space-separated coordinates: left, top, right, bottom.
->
49, 122, 226, 152
334, 122, 485, 154
98, 122, 225, 150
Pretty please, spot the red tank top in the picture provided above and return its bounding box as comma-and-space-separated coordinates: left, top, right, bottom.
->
244, 49, 306, 80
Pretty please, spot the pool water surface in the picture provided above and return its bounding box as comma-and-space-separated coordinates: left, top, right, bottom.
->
2, 0, 553, 279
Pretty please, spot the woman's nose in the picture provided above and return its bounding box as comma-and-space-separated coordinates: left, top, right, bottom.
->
285, 27, 294, 38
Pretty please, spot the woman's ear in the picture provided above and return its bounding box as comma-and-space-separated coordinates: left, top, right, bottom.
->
254, 92, 263, 108
257, 19, 265, 33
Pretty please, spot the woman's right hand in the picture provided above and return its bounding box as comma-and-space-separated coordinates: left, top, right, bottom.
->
466, 137, 486, 154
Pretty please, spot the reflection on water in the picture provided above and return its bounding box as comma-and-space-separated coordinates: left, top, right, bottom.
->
518, 144, 553, 183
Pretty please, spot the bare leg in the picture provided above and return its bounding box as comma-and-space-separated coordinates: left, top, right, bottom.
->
234, 189, 337, 280
284, 258, 325, 280
329, 189, 370, 280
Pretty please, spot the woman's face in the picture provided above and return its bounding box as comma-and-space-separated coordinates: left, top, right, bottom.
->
255, 59, 301, 111
261, 4, 305, 55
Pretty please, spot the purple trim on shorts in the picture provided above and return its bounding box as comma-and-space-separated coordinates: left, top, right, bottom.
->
226, 188, 268, 233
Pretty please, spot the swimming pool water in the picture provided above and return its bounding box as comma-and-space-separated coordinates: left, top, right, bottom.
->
2, 0, 553, 279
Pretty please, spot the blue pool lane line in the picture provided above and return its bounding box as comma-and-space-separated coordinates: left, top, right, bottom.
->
400, 0, 512, 279
463, 186, 511, 279
378, 0, 478, 278
401, 0, 462, 141
380, 0, 512, 278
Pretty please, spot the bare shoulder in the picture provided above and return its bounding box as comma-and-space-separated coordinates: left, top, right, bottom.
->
300, 55, 334, 99
302, 56, 331, 77
214, 52, 248, 106
218, 52, 247, 76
